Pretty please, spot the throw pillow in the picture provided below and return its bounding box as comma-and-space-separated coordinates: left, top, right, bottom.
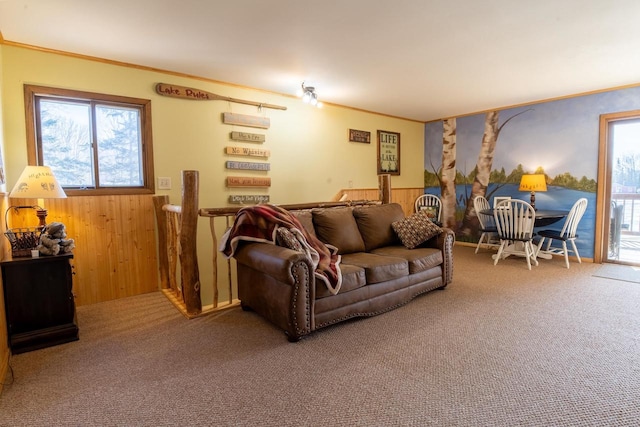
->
392, 211, 443, 249
275, 227, 304, 252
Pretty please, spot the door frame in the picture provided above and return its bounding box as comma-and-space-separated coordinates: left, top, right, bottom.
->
596, 109, 640, 263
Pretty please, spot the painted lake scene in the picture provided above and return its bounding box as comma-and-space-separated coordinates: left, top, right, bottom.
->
423, 181, 595, 259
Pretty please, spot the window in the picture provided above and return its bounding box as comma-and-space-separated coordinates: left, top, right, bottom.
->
24, 85, 154, 195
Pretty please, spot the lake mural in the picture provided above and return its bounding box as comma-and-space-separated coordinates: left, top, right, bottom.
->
424, 85, 640, 259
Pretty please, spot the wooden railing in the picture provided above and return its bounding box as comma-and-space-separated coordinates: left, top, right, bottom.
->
152, 170, 399, 318
153, 170, 202, 317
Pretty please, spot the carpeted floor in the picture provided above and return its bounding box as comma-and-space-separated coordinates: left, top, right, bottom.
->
593, 263, 640, 284
0, 245, 639, 426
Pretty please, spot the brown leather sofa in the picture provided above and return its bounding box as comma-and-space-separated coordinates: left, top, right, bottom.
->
233, 202, 455, 341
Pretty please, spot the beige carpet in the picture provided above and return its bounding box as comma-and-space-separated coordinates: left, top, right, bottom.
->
593, 263, 640, 284
0, 245, 639, 426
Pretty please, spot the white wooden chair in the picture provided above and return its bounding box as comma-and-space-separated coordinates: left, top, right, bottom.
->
473, 195, 499, 253
493, 199, 538, 270
536, 198, 588, 268
414, 194, 442, 223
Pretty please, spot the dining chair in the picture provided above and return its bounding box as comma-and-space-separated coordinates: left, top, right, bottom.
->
493, 199, 538, 270
473, 195, 499, 253
536, 198, 588, 268
414, 194, 442, 223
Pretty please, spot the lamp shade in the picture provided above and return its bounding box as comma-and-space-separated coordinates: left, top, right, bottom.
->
519, 174, 547, 192
9, 166, 67, 199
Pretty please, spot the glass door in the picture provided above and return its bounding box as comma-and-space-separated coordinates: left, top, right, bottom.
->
605, 118, 640, 265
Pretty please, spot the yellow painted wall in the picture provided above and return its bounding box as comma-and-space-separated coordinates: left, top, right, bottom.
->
0, 44, 425, 305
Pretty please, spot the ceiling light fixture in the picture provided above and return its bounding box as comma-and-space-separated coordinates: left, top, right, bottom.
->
299, 82, 322, 108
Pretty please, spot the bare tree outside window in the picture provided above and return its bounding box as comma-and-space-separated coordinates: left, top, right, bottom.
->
25, 85, 154, 196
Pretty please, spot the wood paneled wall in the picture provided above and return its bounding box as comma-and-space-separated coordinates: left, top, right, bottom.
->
335, 187, 425, 216
0, 195, 11, 394
8, 195, 159, 306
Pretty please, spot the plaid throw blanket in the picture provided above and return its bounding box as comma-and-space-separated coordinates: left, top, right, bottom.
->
220, 204, 342, 295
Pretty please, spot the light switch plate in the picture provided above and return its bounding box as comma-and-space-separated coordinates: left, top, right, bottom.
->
157, 177, 172, 190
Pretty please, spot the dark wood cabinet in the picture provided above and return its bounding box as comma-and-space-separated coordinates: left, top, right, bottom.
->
1, 253, 78, 354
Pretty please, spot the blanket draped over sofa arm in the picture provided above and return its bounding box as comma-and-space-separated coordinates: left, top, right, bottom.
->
220, 204, 342, 294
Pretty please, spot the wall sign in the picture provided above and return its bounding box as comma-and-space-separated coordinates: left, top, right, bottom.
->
349, 129, 371, 143
225, 146, 270, 157
222, 113, 270, 129
230, 131, 265, 143
226, 177, 271, 187
377, 130, 401, 175
225, 161, 270, 171
228, 195, 270, 204
155, 83, 286, 110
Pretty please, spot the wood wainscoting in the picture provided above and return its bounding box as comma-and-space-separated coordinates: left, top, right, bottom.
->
333, 187, 426, 216
0, 195, 11, 395
8, 195, 159, 307
5, 186, 425, 310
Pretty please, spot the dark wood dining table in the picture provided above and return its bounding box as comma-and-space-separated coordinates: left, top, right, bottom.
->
479, 209, 569, 227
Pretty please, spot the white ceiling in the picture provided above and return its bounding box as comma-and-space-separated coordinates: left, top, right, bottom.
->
2, 0, 640, 122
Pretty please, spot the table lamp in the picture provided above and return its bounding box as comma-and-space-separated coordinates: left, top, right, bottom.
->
519, 174, 547, 210
8, 165, 67, 228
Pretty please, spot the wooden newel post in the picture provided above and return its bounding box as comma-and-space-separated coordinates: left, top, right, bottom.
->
180, 170, 202, 316
378, 174, 391, 204
152, 195, 171, 290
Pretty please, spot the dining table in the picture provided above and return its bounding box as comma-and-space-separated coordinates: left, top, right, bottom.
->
479, 208, 570, 260
479, 208, 569, 227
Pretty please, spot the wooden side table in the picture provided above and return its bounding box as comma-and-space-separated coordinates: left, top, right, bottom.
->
1, 253, 78, 354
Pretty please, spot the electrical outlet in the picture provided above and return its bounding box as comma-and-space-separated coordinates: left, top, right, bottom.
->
157, 177, 172, 190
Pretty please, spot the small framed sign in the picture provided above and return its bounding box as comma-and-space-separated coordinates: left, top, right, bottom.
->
348, 129, 371, 143
493, 196, 511, 208
377, 130, 400, 175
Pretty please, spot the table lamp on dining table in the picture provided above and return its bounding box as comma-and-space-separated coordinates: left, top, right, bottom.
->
7, 165, 67, 229
518, 174, 547, 210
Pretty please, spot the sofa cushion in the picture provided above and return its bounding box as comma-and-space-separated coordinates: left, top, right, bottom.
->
353, 203, 404, 251
341, 252, 408, 284
316, 263, 366, 299
392, 211, 443, 249
313, 207, 366, 255
291, 210, 317, 239
371, 245, 443, 274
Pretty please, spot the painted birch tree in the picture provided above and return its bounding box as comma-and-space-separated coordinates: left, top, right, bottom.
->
441, 118, 457, 228
459, 109, 531, 237
459, 111, 499, 237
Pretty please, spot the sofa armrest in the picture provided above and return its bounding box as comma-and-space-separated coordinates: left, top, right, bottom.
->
233, 242, 316, 341
423, 227, 455, 285
234, 242, 314, 285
